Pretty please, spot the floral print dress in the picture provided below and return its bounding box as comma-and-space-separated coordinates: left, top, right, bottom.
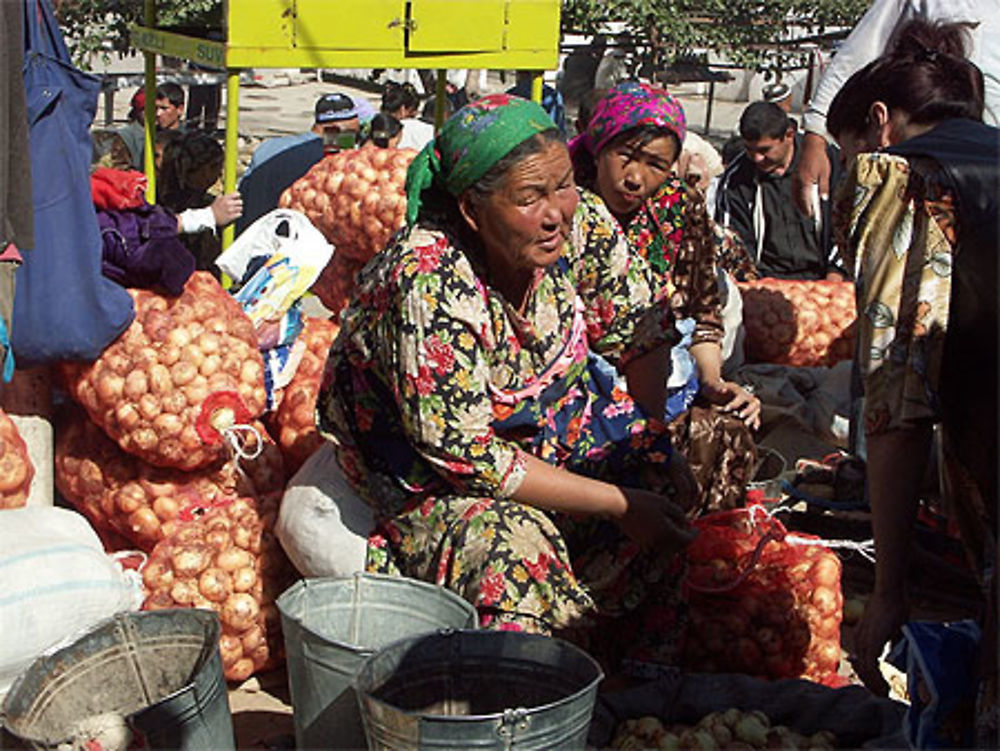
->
616, 177, 757, 513
316, 188, 688, 663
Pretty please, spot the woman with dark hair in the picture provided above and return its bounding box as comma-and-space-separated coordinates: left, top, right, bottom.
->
828, 20, 997, 735
570, 82, 759, 514
157, 132, 242, 275
316, 94, 698, 666
367, 112, 403, 149
381, 80, 433, 151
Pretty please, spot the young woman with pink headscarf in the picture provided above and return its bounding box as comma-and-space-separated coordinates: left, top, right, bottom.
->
571, 83, 759, 514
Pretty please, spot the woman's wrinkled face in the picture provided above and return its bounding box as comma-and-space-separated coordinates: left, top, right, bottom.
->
595, 133, 678, 217
462, 140, 579, 273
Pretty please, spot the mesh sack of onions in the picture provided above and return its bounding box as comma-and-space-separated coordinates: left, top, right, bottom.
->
268, 317, 339, 473
682, 506, 845, 686
0, 408, 34, 510
279, 144, 416, 265
62, 272, 267, 471
309, 253, 366, 318
142, 497, 293, 682
56, 413, 286, 552
738, 279, 856, 368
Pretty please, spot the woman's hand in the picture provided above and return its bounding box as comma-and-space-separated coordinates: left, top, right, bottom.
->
617, 487, 697, 554
850, 590, 908, 696
700, 379, 761, 429
210, 192, 243, 227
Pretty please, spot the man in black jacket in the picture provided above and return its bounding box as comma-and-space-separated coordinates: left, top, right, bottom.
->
715, 101, 842, 280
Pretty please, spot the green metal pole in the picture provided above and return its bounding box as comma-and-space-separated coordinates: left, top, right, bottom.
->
143, 0, 156, 202
221, 69, 240, 250
435, 69, 447, 130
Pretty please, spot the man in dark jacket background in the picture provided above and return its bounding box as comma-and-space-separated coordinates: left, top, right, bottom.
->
715, 101, 842, 280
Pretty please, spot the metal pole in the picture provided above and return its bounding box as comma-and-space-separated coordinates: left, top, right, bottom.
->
221, 69, 240, 249
704, 79, 716, 136
434, 69, 447, 130
143, 0, 156, 202
530, 71, 543, 104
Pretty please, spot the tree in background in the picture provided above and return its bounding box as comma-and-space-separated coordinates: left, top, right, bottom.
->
561, 0, 869, 79
54, 0, 221, 68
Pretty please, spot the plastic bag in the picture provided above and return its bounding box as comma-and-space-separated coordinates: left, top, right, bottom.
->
62, 272, 267, 471
0, 507, 142, 695
738, 279, 856, 367
0, 408, 34, 509
682, 505, 844, 686
55, 413, 286, 552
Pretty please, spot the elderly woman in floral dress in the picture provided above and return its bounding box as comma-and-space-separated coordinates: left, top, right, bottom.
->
316, 94, 697, 666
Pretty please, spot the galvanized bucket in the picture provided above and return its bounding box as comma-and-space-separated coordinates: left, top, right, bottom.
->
355, 629, 604, 750
276, 574, 478, 750
1, 609, 233, 750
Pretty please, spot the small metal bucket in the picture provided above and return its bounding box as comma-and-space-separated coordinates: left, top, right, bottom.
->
355, 629, 604, 750
276, 574, 478, 750
1, 609, 233, 750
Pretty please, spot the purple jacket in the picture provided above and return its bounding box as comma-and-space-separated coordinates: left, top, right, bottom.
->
98, 203, 195, 296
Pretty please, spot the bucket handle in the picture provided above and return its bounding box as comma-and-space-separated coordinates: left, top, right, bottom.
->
497, 707, 530, 748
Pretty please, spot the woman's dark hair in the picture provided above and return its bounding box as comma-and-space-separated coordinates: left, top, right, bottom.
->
158, 132, 223, 211
465, 129, 566, 202
381, 82, 420, 116
368, 112, 403, 147
572, 122, 680, 189
828, 20, 984, 139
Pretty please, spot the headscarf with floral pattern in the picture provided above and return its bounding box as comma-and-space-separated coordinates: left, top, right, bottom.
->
404, 93, 557, 226
570, 81, 687, 162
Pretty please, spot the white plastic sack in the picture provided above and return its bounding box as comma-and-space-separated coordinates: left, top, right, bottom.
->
0, 507, 142, 697
276, 442, 373, 578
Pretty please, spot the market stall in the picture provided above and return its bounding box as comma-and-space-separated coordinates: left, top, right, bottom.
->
130, 0, 562, 247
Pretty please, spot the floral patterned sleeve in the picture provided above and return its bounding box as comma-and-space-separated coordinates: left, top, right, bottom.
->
385, 232, 527, 497
568, 188, 676, 365
842, 153, 955, 437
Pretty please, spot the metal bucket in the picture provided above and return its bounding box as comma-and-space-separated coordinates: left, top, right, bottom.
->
277, 574, 478, 750
355, 629, 604, 750
1, 609, 233, 750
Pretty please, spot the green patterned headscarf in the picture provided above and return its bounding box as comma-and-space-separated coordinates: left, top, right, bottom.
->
405, 94, 556, 225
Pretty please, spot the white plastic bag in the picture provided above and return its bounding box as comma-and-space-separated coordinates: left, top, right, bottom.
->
0, 507, 142, 696
276, 443, 373, 578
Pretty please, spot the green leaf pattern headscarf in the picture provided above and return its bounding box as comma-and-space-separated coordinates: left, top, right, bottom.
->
404, 93, 556, 226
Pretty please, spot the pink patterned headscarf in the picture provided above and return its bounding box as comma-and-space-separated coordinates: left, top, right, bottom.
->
571, 82, 687, 158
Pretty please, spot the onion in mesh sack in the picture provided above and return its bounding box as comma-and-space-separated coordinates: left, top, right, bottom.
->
279, 144, 416, 266
0, 408, 34, 510
268, 317, 339, 473
56, 412, 286, 551
62, 273, 267, 471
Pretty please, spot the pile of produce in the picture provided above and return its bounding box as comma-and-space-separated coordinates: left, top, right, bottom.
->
142, 498, 291, 682
62, 273, 267, 471
0, 409, 33, 509
269, 317, 339, 473
738, 280, 855, 367
279, 144, 416, 314
55, 415, 285, 551
612, 710, 836, 750
682, 507, 844, 685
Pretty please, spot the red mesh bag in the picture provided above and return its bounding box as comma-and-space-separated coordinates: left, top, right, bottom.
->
309, 253, 366, 318
269, 317, 339, 473
56, 413, 286, 551
62, 273, 267, 471
0, 408, 34, 509
682, 505, 845, 686
141, 496, 295, 682
738, 279, 856, 367
279, 144, 416, 265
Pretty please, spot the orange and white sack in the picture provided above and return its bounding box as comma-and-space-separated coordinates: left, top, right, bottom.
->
141, 497, 293, 682
56, 414, 286, 552
279, 144, 416, 266
269, 316, 339, 473
0, 408, 34, 510
738, 279, 856, 368
62, 272, 267, 471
